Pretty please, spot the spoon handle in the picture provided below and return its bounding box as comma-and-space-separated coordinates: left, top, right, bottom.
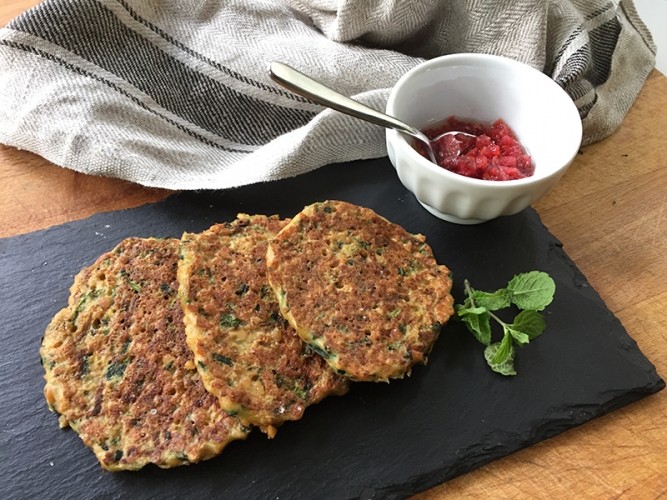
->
269, 62, 423, 139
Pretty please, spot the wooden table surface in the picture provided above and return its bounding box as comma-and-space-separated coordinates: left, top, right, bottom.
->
2, 2, 666, 498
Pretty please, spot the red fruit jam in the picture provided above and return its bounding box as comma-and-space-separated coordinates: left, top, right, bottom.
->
415, 117, 534, 181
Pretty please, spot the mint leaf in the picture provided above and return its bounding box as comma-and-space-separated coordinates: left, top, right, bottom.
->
459, 308, 492, 345
491, 332, 513, 364
459, 271, 555, 376
504, 324, 531, 345
511, 309, 546, 340
507, 271, 555, 311
456, 305, 486, 316
484, 336, 516, 376
471, 288, 511, 311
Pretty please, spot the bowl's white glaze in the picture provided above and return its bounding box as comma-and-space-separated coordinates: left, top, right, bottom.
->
386, 53, 582, 224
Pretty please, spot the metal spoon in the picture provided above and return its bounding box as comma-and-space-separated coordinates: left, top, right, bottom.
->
268, 61, 474, 164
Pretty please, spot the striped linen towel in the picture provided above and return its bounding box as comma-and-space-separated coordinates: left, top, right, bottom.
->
0, 0, 656, 190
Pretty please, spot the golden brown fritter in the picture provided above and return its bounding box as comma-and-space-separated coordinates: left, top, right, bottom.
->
178, 215, 348, 438
266, 201, 454, 382
40, 238, 249, 471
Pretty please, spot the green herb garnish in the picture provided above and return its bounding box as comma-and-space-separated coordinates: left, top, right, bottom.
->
308, 344, 331, 360
456, 271, 555, 376
219, 312, 243, 329
105, 360, 128, 380
211, 352, 234, 366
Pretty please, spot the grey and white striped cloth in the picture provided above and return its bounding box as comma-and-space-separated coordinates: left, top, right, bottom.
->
0, 0, 656, 190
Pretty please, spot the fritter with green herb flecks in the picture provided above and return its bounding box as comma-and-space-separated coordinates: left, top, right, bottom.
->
40, 237, 249, 471
266, 200, 454, 382
178, 215, 348, 438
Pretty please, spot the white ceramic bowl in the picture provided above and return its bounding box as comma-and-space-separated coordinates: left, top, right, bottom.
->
386, 53, 582, 224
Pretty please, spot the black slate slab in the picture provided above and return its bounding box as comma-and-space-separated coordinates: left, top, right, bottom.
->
0, 158, 663, 500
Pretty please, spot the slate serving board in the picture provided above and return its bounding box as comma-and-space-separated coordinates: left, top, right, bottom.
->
0, 158, 663, 500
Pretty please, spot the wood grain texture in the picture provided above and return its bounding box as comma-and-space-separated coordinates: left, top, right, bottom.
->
0, 0, 39, 24
0, 145, 172, 237
2, 2, 666, 498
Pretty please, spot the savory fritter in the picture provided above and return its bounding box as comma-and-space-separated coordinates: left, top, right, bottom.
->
266, 200, 454, 382
40, 238, 249, 471
178, 215, 348, 438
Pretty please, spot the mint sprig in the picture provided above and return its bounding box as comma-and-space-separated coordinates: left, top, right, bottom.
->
456, 271, 555, 376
